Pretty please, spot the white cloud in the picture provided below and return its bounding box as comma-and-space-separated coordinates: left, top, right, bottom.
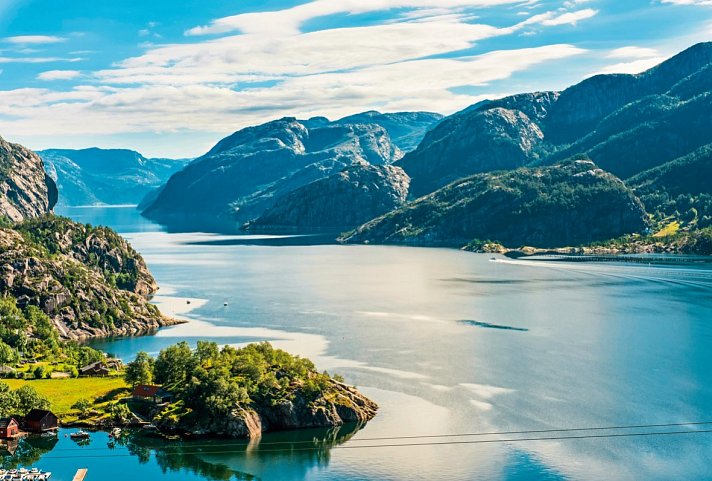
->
185, 0, 527, 36
606, 46, 659, 59
661, 0, 712, 5
0, 45, 585, 138
4, 35, 65, 44
593, 57, 666, 75
525, 8, 599, 26
0, 56, 76, 64
37, 70, 81, 81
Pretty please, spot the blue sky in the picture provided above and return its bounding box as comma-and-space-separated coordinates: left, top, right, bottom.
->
0, 0, 710, 158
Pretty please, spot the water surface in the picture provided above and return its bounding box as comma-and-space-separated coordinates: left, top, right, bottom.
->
33, 206, 712, 481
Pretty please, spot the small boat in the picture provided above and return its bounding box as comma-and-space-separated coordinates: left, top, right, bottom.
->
223, 302, 228, 306
69, 430, 90, 439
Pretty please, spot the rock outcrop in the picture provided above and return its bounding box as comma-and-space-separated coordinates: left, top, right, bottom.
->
0, 216, 178, 340
341, 159, 647, 248
159, 379, 378, 439
0, 136, 57, 221
247, 164, 410, 231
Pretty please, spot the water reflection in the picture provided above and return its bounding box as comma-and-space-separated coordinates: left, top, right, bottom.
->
0, 435, 57, 470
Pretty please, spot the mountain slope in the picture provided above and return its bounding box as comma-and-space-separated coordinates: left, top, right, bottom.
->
0, 136, 57, 221
335, 111, 443, 152
397, 42, 712, 198
142, 117, 403, 228
1, 216, 177, 340
40, 148, 190, 206
247, 164, 410, 231
341, 159, 647, 248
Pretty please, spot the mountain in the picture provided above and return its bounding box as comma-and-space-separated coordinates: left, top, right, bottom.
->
398, 42, 712, 198
341, 159, 647, 248
0, 136, 57, 221
335, 111, 443, 152
0, 216, 178, 340
40, 148, 190, 207
141, 117, 405, 228
628, 143, 712, 230
246, 163, 410, 231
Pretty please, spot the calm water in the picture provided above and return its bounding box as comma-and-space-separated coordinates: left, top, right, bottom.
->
28, 206, 712, 480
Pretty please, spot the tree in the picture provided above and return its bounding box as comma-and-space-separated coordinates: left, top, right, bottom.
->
110, 403, 132, 424
14, 385, 50, 415
154, 342, 196, 387
0, 340, 18, 370
71, 399, 92, 418
124, 351, 154, 387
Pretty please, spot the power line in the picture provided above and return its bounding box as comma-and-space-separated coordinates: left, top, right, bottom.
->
37, 428, 712, 459
49, 420, 712, 452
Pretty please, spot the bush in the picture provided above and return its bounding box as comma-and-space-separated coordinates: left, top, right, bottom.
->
33, 366, 46, 379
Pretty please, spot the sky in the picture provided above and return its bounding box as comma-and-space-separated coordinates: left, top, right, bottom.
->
0, 0, 710, 158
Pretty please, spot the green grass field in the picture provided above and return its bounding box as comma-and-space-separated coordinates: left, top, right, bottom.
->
2, 376, 129, 415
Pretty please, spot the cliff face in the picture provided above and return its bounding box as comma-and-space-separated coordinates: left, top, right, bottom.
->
0, 136, 57, 222
0, 216, 177, 340
335, 111, 443, 152
341, 160, 647, 248
40, 148, 190, 207
397, 106, 545, 198
247, 164, 410, 231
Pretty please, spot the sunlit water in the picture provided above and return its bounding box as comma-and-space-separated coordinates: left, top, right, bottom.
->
25, 206, 712, 480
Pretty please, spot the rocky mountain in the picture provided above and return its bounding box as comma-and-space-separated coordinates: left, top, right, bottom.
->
40, 148, 190, 206
141, 116, 406, 228
341, 159, 647, 248
335, 111, 443, 152
247, 163, 410, 231
0, 215, 177, 340
0, 136, 57, 222
397, 42, 712, 198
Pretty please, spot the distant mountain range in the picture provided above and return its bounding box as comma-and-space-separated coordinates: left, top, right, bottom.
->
28, 42, 712, 250
141, 111, 440, 229
40, 148, 191, 207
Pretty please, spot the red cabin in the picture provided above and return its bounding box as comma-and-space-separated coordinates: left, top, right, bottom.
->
0, 417, 19, 439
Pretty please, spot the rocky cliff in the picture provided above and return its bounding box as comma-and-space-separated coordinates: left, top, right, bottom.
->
335, 111, 443, 152
247, 164, 410, 231
40, 148, 190, 207
0, 216, 177, 340
0, 136, 57, 222
341, 159, 647, 248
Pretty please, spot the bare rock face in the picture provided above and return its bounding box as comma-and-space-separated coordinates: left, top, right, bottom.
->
398, 107, 545, 198
247, 163, 411, 231
0, 136, 57, 221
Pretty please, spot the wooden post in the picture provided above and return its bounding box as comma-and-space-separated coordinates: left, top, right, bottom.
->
72, 468, 88, 481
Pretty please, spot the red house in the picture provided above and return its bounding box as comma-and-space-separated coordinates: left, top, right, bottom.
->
132, 384, 173, 404
0, 417, 19, 439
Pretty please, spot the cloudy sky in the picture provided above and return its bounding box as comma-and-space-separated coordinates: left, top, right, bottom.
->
0, 0, 710, 157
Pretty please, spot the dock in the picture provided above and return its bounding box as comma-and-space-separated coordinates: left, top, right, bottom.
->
72, 469, 88, 481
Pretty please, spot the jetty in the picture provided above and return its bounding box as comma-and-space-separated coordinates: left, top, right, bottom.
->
72, 469, 88, 481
